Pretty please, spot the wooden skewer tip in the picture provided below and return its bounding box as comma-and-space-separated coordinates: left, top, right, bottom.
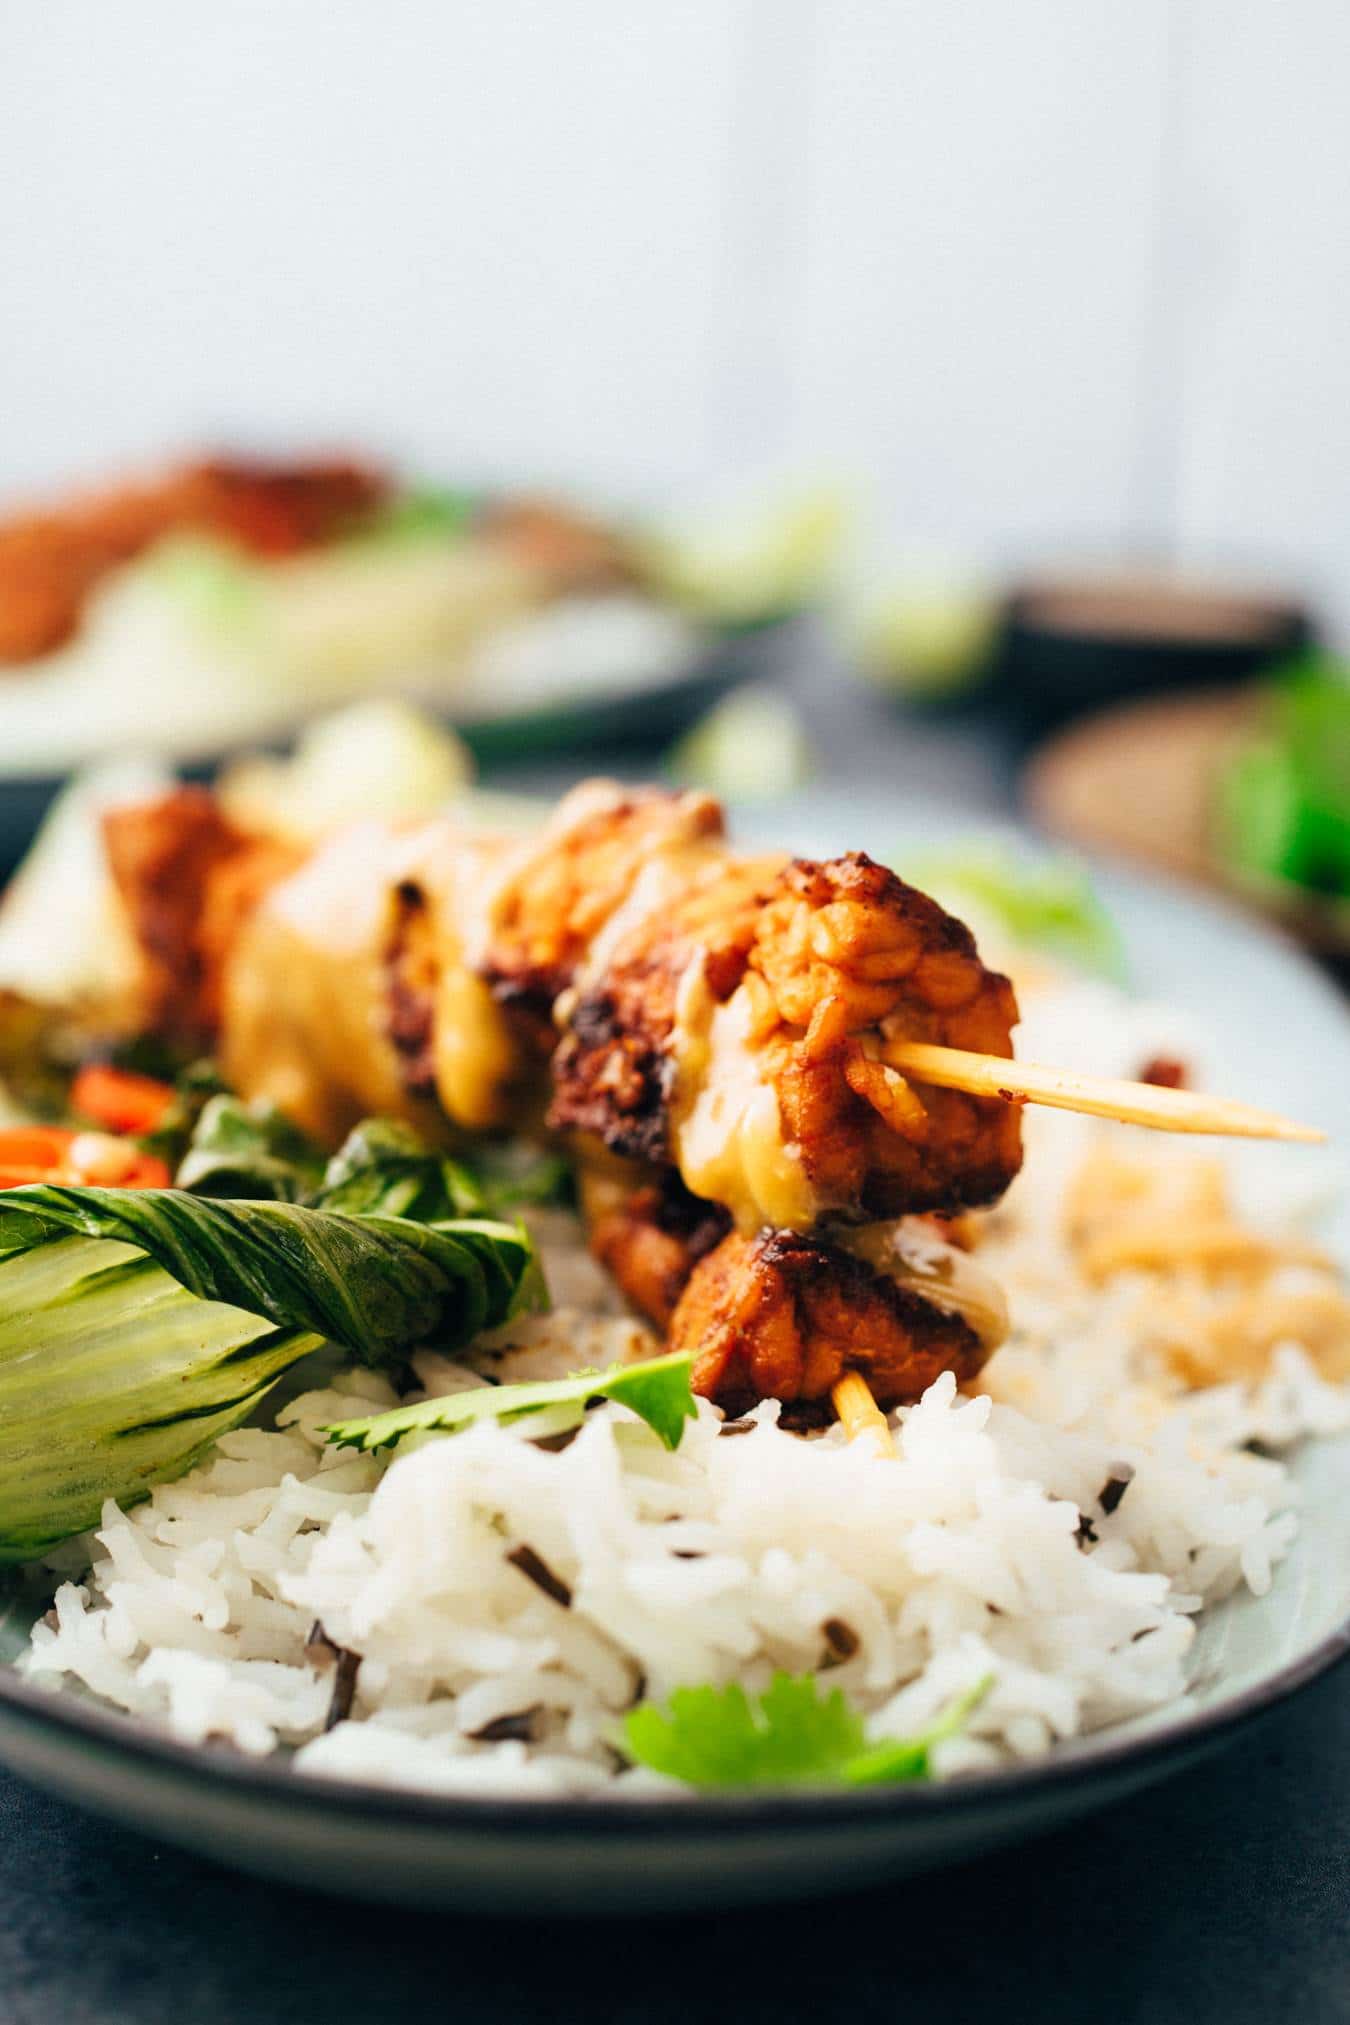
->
886, 1041, 1325, 1146
831, 1372, 895, 1456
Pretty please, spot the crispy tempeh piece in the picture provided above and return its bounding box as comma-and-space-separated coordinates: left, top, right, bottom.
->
375, 780, 1024, 1226
549, 847, 1023, 1226
482, 780, 728, 1034
579, 1160, 1004, 1412
103, 788, 302, 1041
667, 1225, 999, 1410
577, 1160, 731, 1332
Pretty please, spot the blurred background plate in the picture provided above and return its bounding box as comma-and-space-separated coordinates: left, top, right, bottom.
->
445, 613, 790, 764
0, 617, 788, 879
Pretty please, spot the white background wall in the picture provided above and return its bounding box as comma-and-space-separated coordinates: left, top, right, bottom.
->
2, 1, 1347, 629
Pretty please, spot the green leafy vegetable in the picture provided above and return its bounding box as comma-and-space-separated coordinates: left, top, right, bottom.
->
106, 1034, 203, 1088
1214, 663, 1350, 899
905, 847, 1127, 984
0, 1158, 545, 1561
313, 1118, 572, 1221
643, 489, 846, 626
0, 1186, 537, 1368
308, 1124, 566, 1334
621, 1671, 991, 1789
351, 486, 476, 548
324, 1349, 697, 1455
140, 535, 265, 635
173, 1103, 567, 1223
137, 1058, 228, 1167
175, 1093, 325, 1202
311, 1118, 486, 1223
623, 1673, 864, 1788
458, 1140, 576, 1212
667, 686, 813, 803
0, 1234, 323, 1561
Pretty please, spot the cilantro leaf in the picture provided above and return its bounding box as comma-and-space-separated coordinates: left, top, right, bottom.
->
841, 1675, 994, 1785
623, 1674, 864, 1787
323, 1349, 697, 1455
621, 1671, 991, 1789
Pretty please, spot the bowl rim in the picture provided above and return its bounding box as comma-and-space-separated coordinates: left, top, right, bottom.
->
0, 1596, 1345, 1839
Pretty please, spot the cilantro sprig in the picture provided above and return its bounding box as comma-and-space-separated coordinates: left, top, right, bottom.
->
324, 1349, 698, 1455
621, 1671, 991, 1790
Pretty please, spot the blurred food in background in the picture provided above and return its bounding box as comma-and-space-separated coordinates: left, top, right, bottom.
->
1028, 654, 1350, 963
0, 456, 839, 784
215, 697, 475, 844
848, 559, 1312, 728
0, 457, 387, 663
991, 571, 1312, 729
844, 554, 999, 703
0, 698, 547, 1029
1215, 662, 1350, 908
839, 543, 1348, 970
665, 683, 813, 802
642, 485, 846, 630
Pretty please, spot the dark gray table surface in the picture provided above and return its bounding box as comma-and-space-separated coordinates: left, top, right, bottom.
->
1, 653, 1346, 2022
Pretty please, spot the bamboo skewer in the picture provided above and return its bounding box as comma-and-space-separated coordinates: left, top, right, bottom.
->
886, 1042, 1325, 1145
831, 1372, 895, 1455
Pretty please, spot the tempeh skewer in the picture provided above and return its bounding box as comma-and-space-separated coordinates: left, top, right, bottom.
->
886, 1042, 1324, 1145
100, 778, 1329, 1426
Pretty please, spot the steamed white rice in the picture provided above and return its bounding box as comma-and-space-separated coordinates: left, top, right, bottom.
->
20, 973, 1350, 1796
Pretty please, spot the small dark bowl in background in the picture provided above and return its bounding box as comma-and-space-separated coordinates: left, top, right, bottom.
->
989, 572, 1314, 733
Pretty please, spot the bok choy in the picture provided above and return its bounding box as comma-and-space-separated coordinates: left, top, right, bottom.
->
0, 1122, 544, 1561
0, 1234, 323, 1562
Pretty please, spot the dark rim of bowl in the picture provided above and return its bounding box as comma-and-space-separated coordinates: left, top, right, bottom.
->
0, 1607, 1345, 1838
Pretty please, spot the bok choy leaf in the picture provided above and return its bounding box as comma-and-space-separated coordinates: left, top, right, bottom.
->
0, 1165, 544, 1562
0, 1235, 323, 1562
0, 1187, 539, 1363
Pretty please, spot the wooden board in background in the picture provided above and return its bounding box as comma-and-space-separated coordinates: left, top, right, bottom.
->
1025, 687, 1350, 967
